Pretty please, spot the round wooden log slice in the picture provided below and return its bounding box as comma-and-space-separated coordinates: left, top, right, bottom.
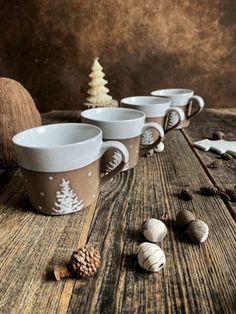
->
82, 99, 119, 110
0, 78, 42, 168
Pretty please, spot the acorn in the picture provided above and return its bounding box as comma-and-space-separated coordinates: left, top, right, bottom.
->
176, 210, 196, 229
186, 220, 209, 243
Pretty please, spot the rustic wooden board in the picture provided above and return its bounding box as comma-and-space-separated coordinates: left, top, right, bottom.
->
66, 128, 236, 314
0, 171, 98, 314
184, 108, 236, 219
0, 110, 235, 314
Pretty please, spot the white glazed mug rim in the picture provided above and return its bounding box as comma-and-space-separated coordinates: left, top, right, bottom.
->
12, 123, 102, 149
81, 107, 146, 123
12, 123, 129, 172
121, 96, 172, 118
81, 107, 148, 139
121, 96, 171, 106
151, 88, 194, 97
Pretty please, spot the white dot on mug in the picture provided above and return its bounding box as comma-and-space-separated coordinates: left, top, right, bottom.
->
40, 192, 45, 197
129, 144, 133, 149
93, 194, 96, 198
48, 176, 53, 181
38, 205, 43, 210
88, 171, 92, 177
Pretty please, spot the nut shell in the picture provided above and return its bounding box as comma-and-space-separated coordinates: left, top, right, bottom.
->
154, 142, 164, 153
145, 149, 154, 157
0, 77, 42, 167
187, 219, 209, 243
212, 131, 224, 140
138, 242, 166, 272
141, 218, 167, 242
176, 210, 196, 228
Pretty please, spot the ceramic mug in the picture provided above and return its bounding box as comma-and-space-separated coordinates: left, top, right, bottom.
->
121, 96, 185, 147
81, 107, 165, 171
151, 89, 204, 128
12, 123, 129, 215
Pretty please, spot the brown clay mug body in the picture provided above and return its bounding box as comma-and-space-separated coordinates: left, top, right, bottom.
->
12, 123, 129, 215
151, 89, 204, 129
121, 96, 185, 149
81, 108, 165, 171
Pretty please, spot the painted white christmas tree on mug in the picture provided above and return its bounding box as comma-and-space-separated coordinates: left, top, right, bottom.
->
141, 129, 155, 145
52, 179, 84, 214
167, 111, 180, 129
106, 150, 128, 172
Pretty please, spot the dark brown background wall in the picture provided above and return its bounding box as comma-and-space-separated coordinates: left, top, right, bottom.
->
0, 0, 235, 112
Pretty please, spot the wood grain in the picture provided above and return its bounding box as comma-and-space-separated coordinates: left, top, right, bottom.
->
0, 173, 98, 314
66, 127, 236, 314
184, 108, 236, 219
0, 109, 236, 314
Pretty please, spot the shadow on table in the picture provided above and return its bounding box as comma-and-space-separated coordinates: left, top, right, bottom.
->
164, 217, 195, 244
126, 226, 144, 244
123, 253, 148, 274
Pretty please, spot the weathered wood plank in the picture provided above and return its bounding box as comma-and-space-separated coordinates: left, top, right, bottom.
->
0, 172, 98, 314
184, 108, 236, 219
0, 110, 235, 314
66, 129, 236, 314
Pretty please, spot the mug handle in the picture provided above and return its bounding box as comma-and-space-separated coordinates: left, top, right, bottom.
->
164, 107, 185, 133
100, 141, 129, 185
140, 122, 164, 156
187, 95, 204, 120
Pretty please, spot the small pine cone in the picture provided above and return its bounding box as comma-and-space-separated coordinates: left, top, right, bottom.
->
221, 153, 233, 160
71, 247, 101, 278
208, 160, 222, 169
200, 186, 218, 196
225, 189, 236, 202
179, 188, 193, 201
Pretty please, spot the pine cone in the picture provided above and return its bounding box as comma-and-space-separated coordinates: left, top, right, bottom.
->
208, 160, 222, 168
71, 247, 101, 278
221, 153, 233, 160
178, 188, 193, 201
200, 186, 218, 196
225, 189, 236, 202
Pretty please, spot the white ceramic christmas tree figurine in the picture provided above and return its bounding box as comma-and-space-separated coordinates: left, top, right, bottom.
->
52, 179, 84, 214
83, 58, 118, 109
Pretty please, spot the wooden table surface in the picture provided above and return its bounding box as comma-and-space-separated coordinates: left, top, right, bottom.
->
0, 109, 236, 314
